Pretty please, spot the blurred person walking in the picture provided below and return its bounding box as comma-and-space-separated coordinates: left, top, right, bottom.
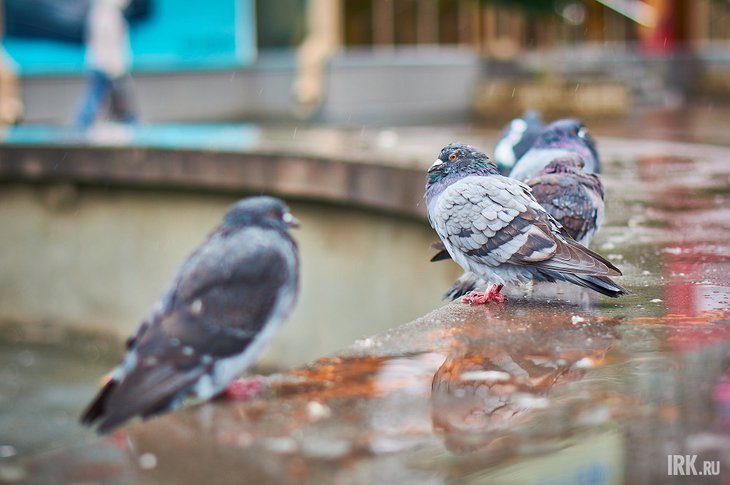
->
75, 0, 137, 129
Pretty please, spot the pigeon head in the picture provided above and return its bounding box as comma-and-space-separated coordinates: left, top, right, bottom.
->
503, 110, 542, 141
428, 143, 498, 185
493, 110, 544, 175
541, 154, 586, 175
223, 196, 299, 231
534, 119, 598, 162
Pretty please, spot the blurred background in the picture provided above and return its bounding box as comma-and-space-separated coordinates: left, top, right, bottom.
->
1, 0, 729, 126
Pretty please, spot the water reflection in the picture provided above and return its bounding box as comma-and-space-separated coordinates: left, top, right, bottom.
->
431, 327, 616, 454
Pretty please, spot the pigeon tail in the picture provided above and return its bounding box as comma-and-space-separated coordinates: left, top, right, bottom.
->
547, 270, 628, 298
444, 272, 481, 300
91, 386, 185, 435
431, 249, 452, 263
80, 378, 118, 428
81, 360, 205, 434
80, 377, 175, 435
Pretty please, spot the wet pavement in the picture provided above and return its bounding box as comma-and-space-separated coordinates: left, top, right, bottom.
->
3, 115, 730, 483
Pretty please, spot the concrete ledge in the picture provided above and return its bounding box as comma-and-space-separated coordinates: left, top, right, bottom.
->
0, 136, 464, 368
0, 144, 427, 219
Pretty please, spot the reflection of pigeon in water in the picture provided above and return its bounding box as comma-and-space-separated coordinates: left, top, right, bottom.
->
509, 119, 600, 182
425, 143, 625, 304
431, 350, 572, 450
81, 197, 300, 433
493, 110, 544, 175
433, 153, 608, 300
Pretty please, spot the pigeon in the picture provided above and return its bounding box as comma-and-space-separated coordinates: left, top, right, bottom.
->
434, 153, 607, 300
493, 110, 544, 175
81, 196, 300, 433
425, 143, 626, 304
526, 154, 604, 246
509, 119, 600, 182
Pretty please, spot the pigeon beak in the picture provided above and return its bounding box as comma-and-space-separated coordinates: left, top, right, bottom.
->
282, 212, 300, 228
428, 159, 444, 173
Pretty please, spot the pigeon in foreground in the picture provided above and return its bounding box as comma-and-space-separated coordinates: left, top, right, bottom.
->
509, 119, 600, 182
81, 196, 300, 433
493, 110, 544, 175
434, 153, 607, 299
425, 143, 625, 304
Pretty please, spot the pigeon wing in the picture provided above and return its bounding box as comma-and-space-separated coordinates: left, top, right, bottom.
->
527, 173, 593, 244
434, 176, 619, 276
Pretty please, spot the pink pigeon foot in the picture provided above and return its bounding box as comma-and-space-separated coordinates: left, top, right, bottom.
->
223, 375, 265, 400
462, 284, 507, 305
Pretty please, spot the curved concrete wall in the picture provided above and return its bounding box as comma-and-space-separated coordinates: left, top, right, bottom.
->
0, 144, 461, 369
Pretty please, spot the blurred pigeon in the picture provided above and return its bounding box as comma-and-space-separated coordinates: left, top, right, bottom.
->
435, 153, 607, 299
81, 196, 300, 433
509, 119, 600, 182
526, 154, 604, 246
493, 110, 544, 175
425, 143, 625, 304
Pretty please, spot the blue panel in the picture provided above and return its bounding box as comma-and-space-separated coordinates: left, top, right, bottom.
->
1, 39, 86, 75
2, 0, 257, 76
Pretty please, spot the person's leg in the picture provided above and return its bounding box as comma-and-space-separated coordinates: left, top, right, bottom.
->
109, 75, 138, 124
75, 70, 111, 128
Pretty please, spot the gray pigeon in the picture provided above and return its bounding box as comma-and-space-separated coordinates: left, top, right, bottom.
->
509, 119, 600, 182
425, 143, 625, 304
526, 154, 604, 246
493, 110, 544, 175
435, 153, 607, 300
81, 196, 300, 433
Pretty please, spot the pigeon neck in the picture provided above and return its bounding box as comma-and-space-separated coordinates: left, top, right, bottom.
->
425, 164, 495, 201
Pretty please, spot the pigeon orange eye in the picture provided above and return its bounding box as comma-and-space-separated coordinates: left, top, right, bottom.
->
449, 154, 457, 161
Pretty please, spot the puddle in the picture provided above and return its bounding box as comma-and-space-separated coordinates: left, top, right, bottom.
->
0, 323, 121, 460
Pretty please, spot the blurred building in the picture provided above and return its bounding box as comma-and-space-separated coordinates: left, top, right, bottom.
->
3, 0, 730, 124
339, 0, 719, 53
